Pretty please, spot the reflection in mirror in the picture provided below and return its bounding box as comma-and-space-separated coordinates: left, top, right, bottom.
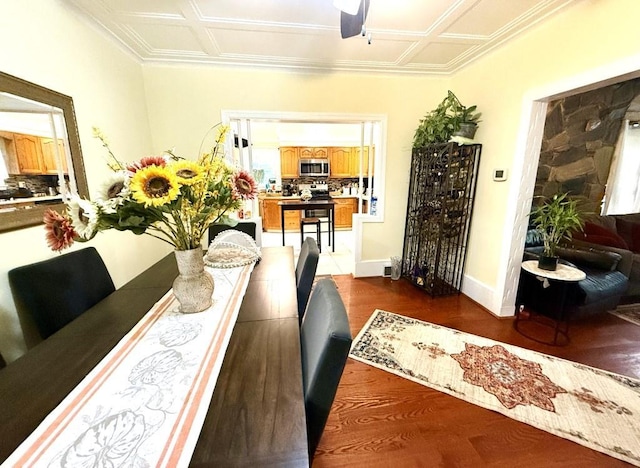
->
0, 72, 88, 232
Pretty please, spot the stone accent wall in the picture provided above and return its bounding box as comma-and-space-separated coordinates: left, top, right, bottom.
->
537, 78, 640, 213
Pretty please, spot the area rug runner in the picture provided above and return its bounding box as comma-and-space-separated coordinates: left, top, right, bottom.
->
349, 309, 640, 466
610, 303, 640, 326
2, 263, 254, 468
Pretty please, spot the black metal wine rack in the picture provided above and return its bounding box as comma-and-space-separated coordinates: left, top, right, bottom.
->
401, 143, 482, 296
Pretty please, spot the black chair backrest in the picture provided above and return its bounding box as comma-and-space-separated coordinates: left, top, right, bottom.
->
296, 237, 320, 323
8, 247, 115, 340
300, 278, 352, 460
0, 352, 5, 370
208, 222, 257, 244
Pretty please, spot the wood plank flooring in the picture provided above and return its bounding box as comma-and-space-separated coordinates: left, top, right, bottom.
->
312, 275, 640, 468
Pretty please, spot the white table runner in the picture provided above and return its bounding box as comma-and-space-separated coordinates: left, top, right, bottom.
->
3, 263, 254, 468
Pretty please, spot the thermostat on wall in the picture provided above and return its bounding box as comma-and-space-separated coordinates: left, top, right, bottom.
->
493, 168, 508, 181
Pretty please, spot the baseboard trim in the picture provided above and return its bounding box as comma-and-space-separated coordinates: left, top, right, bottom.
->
355, 259, 510, 318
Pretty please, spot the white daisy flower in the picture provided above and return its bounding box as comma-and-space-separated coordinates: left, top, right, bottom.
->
96, 171, 130, 213
68, 197, 99, 239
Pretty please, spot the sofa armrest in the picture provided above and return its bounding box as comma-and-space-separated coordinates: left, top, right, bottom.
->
566, 239, 633, 277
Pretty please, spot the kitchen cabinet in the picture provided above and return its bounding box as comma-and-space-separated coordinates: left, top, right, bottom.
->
40, 137, 68, 174
299, 147, 328, 159
328, 147, 353, 178
282, 145, 374, 179
401, 142, 481, 296
5, 132, 68, 175
260, 197, 301, 232
334, 197, 357, 229
279, 147, 299, 178
354, 146, 374, 176
14, 133, 43, 174
0, 131, 20, 174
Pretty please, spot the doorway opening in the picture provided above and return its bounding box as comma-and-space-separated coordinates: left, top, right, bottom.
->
221, 110, 387, 276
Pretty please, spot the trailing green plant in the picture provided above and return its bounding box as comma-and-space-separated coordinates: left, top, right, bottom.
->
412, 90, 481, 148
530, 193, 584, 257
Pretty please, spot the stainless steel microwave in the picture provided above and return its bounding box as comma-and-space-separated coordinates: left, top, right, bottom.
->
299, 159, 330, 177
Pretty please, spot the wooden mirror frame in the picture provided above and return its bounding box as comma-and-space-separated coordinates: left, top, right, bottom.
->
0, 71, 88, 233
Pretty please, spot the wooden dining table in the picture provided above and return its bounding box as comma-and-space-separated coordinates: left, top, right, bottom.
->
0, 246, 309, 467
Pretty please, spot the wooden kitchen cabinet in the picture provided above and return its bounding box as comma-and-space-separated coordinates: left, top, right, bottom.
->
299, 147, 328, 159
13, 133, 43, 174
6, 132, 68, 175
40, 137, 68, 174
261, 197, 301, 231
0, 131, 20, 174
328, 147, 353, 178
353, 146, 374, 176
280, 147, 299, 178
334, 197, 357, 229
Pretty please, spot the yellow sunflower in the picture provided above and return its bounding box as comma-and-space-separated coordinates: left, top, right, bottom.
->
171, 160, 203, 186
130, 165, 180, 207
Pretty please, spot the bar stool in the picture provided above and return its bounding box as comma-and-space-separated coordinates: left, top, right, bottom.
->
300, 217, 321, 252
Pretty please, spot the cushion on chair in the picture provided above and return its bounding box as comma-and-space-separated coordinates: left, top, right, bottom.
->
300, 278, 352, 460
8, 247, 115, 340
295, 237, 320, 322
572, 222, 629, 250
555, 246, 622, 272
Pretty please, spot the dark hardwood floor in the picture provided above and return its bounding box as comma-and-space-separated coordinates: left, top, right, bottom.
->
312, 275, 640, 467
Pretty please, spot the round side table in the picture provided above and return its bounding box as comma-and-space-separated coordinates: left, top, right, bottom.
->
515, 260, 586, 345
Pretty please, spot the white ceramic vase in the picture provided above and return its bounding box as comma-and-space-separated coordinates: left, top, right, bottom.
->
172, 246, 214, 313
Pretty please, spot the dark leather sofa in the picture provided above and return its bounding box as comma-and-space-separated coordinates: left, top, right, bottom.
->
517, 229, 631, 320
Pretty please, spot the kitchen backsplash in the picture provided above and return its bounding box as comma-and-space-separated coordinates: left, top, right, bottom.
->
281, 177, 365, 193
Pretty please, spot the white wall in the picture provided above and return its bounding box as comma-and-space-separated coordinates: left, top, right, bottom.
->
0, 0, 170, 361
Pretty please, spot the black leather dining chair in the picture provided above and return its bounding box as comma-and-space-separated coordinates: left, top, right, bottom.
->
300, 277, 352, 461
208, 221, 257, 243
296, 237, 320, 323
8, 247, 115, 340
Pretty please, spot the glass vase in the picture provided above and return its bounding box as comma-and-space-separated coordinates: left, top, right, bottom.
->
173, 246, 214, 313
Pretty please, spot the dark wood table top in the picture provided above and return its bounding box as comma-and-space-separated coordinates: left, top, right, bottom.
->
0, 246, 308, 467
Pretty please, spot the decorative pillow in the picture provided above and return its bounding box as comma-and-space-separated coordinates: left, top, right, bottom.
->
572, 222, 629, 250
556, 246, 622, 272
615, 218, 640, 253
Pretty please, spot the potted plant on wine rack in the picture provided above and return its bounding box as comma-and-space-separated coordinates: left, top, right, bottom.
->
412, 90, 481, 147
530, 193, 584, 271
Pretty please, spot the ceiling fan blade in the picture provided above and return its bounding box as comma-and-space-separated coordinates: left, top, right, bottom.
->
340, 0, 370, 39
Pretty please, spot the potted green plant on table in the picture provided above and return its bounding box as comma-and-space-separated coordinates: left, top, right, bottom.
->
412, 90, 481, 148
529, 193, 584, 271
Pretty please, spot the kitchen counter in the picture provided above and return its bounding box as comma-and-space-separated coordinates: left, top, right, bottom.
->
258, 194, 360, 200
0, 195, 63, 212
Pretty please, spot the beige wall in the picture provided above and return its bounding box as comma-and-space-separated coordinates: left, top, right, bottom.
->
141, 65, 450, 262
0, 0, 170, 361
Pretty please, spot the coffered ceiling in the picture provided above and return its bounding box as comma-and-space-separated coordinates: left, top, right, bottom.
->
63, 0, 576, 75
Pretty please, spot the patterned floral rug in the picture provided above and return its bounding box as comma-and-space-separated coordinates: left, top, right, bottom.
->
610, 303, 640, 326
349, 310, 640, 466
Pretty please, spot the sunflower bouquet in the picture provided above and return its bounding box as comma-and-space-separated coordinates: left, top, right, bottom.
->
44, 124, 257, 252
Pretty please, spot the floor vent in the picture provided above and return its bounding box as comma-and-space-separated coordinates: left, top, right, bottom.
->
383, 266, 392, 277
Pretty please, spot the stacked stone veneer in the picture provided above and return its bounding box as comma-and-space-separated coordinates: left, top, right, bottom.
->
537, 78, 640, 213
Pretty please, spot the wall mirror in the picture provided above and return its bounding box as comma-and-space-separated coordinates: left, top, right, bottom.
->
0, 71, 88, 233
